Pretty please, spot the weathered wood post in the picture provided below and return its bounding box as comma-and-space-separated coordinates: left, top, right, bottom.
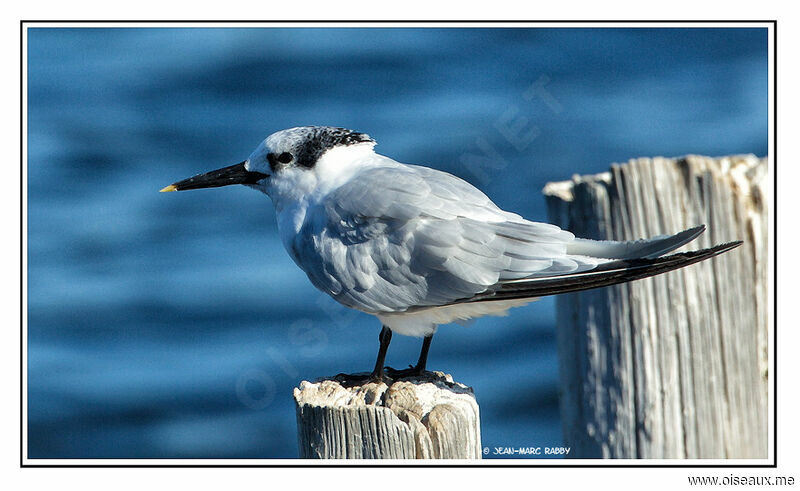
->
543, 154, 769, 459
294, 371, 482, 459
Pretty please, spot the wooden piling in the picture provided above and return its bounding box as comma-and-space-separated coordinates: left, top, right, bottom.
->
294, 371, 482, 459
543, 154, 769, 459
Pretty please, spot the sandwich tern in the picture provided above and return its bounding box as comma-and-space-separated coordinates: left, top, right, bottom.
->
162, 126, 741, 382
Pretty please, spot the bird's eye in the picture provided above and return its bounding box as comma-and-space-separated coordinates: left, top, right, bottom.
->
277, 152, 293, 164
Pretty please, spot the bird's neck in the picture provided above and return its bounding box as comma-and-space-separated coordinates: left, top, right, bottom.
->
314, 143, 378, 191
268, 143, 380, 238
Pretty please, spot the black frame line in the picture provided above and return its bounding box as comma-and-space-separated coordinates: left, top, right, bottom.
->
20, 19, 778, 469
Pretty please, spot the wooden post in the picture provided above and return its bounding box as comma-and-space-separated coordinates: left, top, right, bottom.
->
543, 154, 769, 459
294, 371, 482, 459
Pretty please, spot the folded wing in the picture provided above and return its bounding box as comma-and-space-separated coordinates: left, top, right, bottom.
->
292, 161, 716, 314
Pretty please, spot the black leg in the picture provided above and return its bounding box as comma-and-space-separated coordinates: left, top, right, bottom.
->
334, 325, 393, 385
369, 325, 392, 381
386, 333, 434, 379
415, 334, 433, 373
336, 327, 434, 385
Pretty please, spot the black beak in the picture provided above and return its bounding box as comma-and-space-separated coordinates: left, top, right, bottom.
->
160, 161, 268, 192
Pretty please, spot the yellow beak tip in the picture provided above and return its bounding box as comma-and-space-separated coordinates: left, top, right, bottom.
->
160, 184, 178, 193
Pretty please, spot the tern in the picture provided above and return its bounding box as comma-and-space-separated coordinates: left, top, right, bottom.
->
161, 126, 741, 382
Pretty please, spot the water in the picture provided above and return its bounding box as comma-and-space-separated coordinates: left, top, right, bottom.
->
26, 27, 767, 459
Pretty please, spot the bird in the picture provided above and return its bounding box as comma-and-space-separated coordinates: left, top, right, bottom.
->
161, 126, 742, 383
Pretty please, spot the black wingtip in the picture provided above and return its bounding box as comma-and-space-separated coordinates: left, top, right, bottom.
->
463, 239, 744, 304
696, 240, 743, 259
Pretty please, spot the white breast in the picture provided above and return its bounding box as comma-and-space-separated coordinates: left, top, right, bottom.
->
376, 298, 537, 337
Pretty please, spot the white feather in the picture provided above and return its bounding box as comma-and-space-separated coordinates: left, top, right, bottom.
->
377, 298, 538, 337
243, 128, 704, 336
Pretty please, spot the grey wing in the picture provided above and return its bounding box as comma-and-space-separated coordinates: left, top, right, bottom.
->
292, 163, 593, 314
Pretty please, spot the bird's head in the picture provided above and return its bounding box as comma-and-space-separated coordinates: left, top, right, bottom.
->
160, 126, 376, 202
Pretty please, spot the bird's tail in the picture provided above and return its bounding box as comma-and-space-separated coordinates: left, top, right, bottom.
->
462, 240, 742, 303
565, 224, 707, 260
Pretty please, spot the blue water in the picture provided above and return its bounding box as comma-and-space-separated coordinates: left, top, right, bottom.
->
26, 27, 767, 459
